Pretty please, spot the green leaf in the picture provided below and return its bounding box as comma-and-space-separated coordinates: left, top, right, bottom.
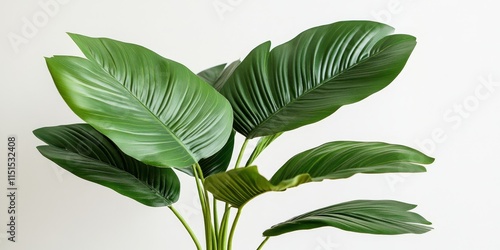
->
246, 132, 283, 166
34, 124, 180, 207
198, 60, 241, 91
270, 141, 434, 185
263, 200, 432, 236
206, 141, 432, 208
212, 60, 241, 91
198, 130, 235, 177
221, 21, 416, 138
177, 130, 236, 178
46, 33, 233, 168
204, 166, 311, 208
197, 63, 226, 85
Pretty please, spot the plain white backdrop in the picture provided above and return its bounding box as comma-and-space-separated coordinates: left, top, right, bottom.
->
1, 0, 499, 249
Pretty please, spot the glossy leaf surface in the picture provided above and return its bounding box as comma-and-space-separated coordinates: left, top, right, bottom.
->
263, 200, 432, 236
206, 141, 432, 208
204, 166, 310, 208
46, 34, 233, 167
34, 124, 180, 207
270, 141, 434, 185
221, 21, 416, 138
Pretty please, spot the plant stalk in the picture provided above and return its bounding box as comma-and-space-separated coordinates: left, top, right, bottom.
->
227, 207, 243, 250
256, 237, 270, 250
213, 197, 219, 243
218, 205, 231, 250
196, 164, 218, 249
193, 164, 213, 250
168, 206, 202, 250
219, 138, 250, 249
234, 138, 249, 169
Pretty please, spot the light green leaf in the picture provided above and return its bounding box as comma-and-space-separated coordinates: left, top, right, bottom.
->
246, 132, 283, 166
263, 200, 432, 236
204, 166, 311, 208
34, 124, 180, 207
221, 21, 416, 138
46, 33, 233, 168
270, 141, 434, 185
206, 141, 432, 208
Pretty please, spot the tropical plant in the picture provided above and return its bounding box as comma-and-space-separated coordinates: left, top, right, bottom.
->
34, 20, 433, 250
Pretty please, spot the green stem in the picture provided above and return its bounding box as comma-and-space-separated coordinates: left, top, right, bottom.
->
256, 237, 270, 250
234, 138, 249, 169
227, 207, 243, 250
218, 205, 231, 250
196, 164, 217, 249
213, 197, 219, 242
168, 206, 202, 250
218, 138, 249, 249
193, 164, 213, 250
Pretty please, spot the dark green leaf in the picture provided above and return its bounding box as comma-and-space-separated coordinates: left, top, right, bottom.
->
197, 63, 226, 85
263, 200, 432, 236
270, 141, 434, 185
177, 130, 235, 178
221, 21, 416, 138
198, 60, 241, 91
46, 33, 233, 168
211, 60, 241, 91
34, 124, 180, 207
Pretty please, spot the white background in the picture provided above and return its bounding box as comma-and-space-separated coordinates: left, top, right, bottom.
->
1, 0, 499, 249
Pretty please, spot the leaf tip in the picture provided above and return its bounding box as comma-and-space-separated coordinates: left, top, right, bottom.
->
33, 127, 46, 140
66, 32, 81, 40
66, 32, 84, 44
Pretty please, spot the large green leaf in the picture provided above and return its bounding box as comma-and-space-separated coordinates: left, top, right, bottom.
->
263, 200, 432, 236
34, 124, 180, 207
245, 132, 283, 166
204, 166, 311, 208
46, 33, 233, 168
270, 141, 434, 185
221, 21, 416, 138
205, 141, 432, 208
177, 130, 235, 178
